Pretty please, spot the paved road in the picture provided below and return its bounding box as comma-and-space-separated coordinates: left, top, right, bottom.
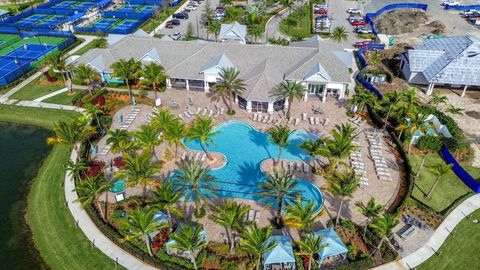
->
156, 0, 220, 40
374, 194, 480, 270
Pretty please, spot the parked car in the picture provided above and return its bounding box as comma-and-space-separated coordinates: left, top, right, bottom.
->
442, 1, 460, 6
460, 9, 477, 16
165, 22, 174, 28
173, 12, 189, 19
351, 20, 366, 26
347, 8, 361, 14
314, 8, 328, 14
353, 40, 372, 48
190, 1, 199, 7
348, 15, 363, 22
170, 19, 180, 25
314, 4, 328, 9
187, 5, 196, 11
170, 32, 182, 40
355, 27, 372, 34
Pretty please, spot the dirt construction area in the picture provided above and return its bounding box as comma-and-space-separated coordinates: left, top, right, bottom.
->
365, 0, 480, 46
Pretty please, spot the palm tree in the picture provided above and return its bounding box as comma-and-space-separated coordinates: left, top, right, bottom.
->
47, 119, 96, 156
43, 51, 72, 93
401, 87, 420, 109
64, 159, 87, 181
163, 120, 186, 158
426, 161, 452, 198
75, 63, 99, 96
273, 81, 306, 119
174, 160, 218, 215
111, 58, 142, 102
348, 89, 378, 112
297, 233, 328, 270
248, 24, 264, 44
209, 200, 250, 254
316, 133, 358, 172
325, 168, 359, 226
121, 207, 169, 257
115, 152, 161, 204
169, 224, 208, 270
429, 93, 448, 106
300, 138, 324, 166
213, 67, 246, 114
446, 105, 464, 115
369, 213, 399, 257
355, 197, 384, 237
148, 180, 184, 224
404, 112, 429, 155
267, 125, 293, 168
151, 108, 177, 133
107, 129, 131, 154
239, 224, 276, 270
331, 26, 348, 43
332, 122, 357, 139
382, 91, 402, 123
141, 62, 167, 100
75, 175, 112, 221
284, 199, 320, 236
84, 103, 104, 130
134, 125, 162, 160
259, 170, 302, 220
206, 19, 221, 41
186, 116, 219, 161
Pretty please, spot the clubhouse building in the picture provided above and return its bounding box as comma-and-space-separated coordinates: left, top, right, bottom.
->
73, 34, 354, 113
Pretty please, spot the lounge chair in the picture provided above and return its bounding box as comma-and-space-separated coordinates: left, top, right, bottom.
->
220, 107, 225, 115
178, 114, 185, 120
181, 152, 188, 160
201, 153, 207, 161
309, 117, 314, 125
254, 211, 260, 224
213, 111, 220, 118
267, 117, 274, 124
302, 113, 307, 121
184, 111, 192, 118
263, 115, 270, 123
195, 152, 201, 160
294, 118, 300, 126
323, 118, 330, 126
315, 117, 320, 125
248, 209, 255, 221
194, 107, 201, 114
303, 163, 309, 173
208, 110, 213, 117
201, 108, 207, 115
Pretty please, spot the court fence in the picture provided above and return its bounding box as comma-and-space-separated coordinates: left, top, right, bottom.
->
125, 0, 182, 7
444, 4, 480, 11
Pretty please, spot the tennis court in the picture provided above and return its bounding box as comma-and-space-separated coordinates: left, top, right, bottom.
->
117, 4, 155, 13
0, 34, 22, 48
92, 18, 117, 31
112, 19, 140, 31
52, 0, 76, 9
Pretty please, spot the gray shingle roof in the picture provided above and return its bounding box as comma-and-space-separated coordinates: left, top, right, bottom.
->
406, 36, 480, 86
73, 35, 352, 101
219, 21, 247, 42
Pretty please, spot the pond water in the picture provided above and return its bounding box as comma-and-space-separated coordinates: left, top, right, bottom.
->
0, 122, 52, 269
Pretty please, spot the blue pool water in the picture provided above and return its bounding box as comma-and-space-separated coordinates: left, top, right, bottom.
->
110, 179, 125, 193
182, 121, 324, 211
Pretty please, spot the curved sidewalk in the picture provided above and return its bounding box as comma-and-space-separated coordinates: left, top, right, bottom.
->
374, 194, 480, 270
65, 150, 158, 270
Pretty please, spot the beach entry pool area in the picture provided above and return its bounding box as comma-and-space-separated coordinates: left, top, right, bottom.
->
182, 121, 324, 211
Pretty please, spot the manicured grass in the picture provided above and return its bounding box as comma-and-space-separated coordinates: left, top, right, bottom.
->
279, 4, 313, 39
74, 38, 107, 56
418, 209, 480, 270
43, 90, 79, 105
0, 105, 78, 129
410, 153, 479, 212
0, 105, 121, 269
10, 76, 65, 101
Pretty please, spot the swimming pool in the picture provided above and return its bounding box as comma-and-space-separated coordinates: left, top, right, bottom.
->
110, 179, 125, 193
182, 121, 324, 211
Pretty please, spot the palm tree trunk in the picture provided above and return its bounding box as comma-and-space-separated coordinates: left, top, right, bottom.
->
276, 146, 283, 168
201, 142, 213, 161
416, 152, 428, 178
287, 97, 293, 119
335, 199, 344, 226
408, 140, 413, 155
426, 177, 440, 198
60, 72, 72, 93
153, 83, 158, 100
87, 84, 93, 96
373, 237, 384, 257
385, 106, 393, 123
142, 182, 147, 205
126, 80, 133, 103
175, 143, 179, 159
166, 207, 173, 224
152, 146, 159, 161
255, 256, 261, 270
228, 88, 233, 113
191, 254, 198, 270
308, 256, 312, 270
145, 236, 154, 256
227, 227, 235, 254
104, 192, 109, 222
363, 217, 369, 237
277, 199, 283, 219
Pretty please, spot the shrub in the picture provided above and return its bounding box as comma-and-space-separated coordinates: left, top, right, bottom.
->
416, 135, 443, 152
156, 247, 207, 270
347, 243, 359, 261
294, 254, 306, 270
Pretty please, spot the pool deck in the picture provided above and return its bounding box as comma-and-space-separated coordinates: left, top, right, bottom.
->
94, 89, 401, 243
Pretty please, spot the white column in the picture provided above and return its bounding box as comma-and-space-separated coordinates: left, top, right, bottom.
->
303, 91, 308, 101
234, 94, 238, 104
461, 85, 468, 98
204, 80, 209, 92
246, 101, 252, 113
339, 85, 346, 99
426, 83, 434, 96
322, 88, 327, 103
166, 78, 171, 89
267, 102, 274, 114
185, 79, 189, 90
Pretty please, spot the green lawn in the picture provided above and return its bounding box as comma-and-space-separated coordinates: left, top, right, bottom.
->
74, 38, 107, 56
43, 90, 79, 105
410, 153, 479, 212
0, 105, 121, 269
10, 76, 65, 101
279, 4, 313, 39
418, 209, 480, 270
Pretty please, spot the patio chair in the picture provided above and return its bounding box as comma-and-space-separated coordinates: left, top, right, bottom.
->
303, 163, 310, 173
184, 111, 192, 118
263, 115, 270, 123
201, 108, 207, 115
208, 110, 214, 117
251, 113, 256, 120
267, 116, 274, 124
201, 153, 207, 161
315, 117, 320, 125
248, 209, 255, 221
302, 113, 307, 121
220, 107, 225, 115
195, 107, 201, 114
309, 117, 314, 125
294, 118, 299, 126
181, 152, 188, 160
178, 114, 185, 120
254, 211, 260, 224
323, 118, 330, 126
213, 110, 220, 118
194, 152, 201, 160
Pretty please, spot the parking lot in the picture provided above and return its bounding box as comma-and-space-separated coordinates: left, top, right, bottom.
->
157, 0, 219, 40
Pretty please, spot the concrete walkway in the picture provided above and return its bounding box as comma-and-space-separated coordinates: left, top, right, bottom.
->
65, 149, 159, 270
33, 87, 68, 102
374, 194, 480, 270
16, 100, 84, 112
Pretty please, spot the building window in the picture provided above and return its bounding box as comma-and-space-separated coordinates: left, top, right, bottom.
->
308, 84, 325, 94
238, 96, 247, 109
251, 101, 268, 113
